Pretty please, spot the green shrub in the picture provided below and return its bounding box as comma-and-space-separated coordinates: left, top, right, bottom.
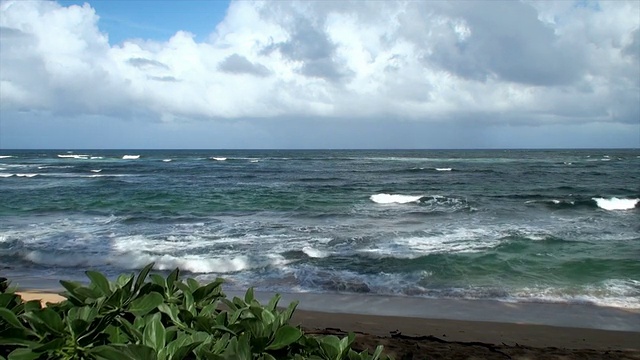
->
0, 263, 387, 360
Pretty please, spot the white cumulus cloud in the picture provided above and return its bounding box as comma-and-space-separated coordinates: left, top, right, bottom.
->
0, 0, 638, 144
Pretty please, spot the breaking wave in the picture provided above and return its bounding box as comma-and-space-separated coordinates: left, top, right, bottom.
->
592, 197, 639, 211
370, 194, 422, 204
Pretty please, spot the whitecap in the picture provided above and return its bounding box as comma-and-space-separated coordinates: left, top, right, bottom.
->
16, 173, 38, 178
0, 155, 13, 159
163, 159, 172, 162
122, 155, 140, 160
0, 173, 14, 178
302, 246, 329, 258
370, 193, 422, 204
22, 249, 262, 274
592, 197, 639, 211
435, 168, 452, 171
90, 169, 102, 173
211, 157, 227, 161
57, 154, 89, 159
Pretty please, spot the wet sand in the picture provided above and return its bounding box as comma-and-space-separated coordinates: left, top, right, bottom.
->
16, 290, 640, 359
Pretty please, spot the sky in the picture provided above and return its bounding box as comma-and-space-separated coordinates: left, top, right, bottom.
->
0, 0, 639, 149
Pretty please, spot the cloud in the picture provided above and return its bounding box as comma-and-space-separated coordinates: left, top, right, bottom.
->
0, 0, 638, 134
218, 54, 271, 77
127, 57, 170, 70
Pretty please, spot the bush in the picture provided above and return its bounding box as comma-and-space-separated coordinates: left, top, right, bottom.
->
0, 263, 387, 359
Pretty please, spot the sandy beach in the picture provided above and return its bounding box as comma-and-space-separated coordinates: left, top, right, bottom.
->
15, 290, 640, 359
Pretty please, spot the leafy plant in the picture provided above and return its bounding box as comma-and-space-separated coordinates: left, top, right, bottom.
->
0, 264, 388, 359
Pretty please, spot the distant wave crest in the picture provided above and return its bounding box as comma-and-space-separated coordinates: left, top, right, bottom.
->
370, 193, 423, 204
592, 197, 639, 211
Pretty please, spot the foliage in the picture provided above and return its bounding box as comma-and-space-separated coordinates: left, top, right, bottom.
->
0, 264, 387, 360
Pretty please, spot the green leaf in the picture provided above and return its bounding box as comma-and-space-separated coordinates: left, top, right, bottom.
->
149, 274, 166, 288
0, 308, 25, 330
166, 268, 179, 292
319, 335, 342, 360
0, 337, 38, 347
266, 294, 280, 312
22, 300, 42, 313
86, 270, 113, 296
144, 313, 166, 351
116, 317, 143, 342
33, 338, 65, 352
128, 292, 163, 316
7, 348, 39, 360
192, 280, 223, 303
158, 303, 182, 326
121, 344, 158, 360
279, 300, 299, 325
116, 273, 134, 288
135, 263, 155, 293
244, 287, 254, 304
186, 278, 200, 292
265, 325, 302, 350
171, 341, 203, 360
69, 319, 89, 337
90, 345, 135, 360
0, 293, 19, 308
40, 308, 64, 333
371, 345, 384, 360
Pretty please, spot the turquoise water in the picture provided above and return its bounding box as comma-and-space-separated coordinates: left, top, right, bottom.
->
1, 149, 639, 308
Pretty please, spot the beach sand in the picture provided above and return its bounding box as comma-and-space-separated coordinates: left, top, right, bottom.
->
15, 290, 640, 359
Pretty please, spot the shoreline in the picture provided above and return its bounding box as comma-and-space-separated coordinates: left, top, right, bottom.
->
14, 283, 640, 331
14, 290, 640, 359
15, 290, 640, 351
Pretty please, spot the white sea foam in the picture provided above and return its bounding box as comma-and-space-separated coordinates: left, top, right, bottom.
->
0, 155, 13, 159
90, 169, 102, 173
370, 193, 422, 204
0, 173, 14, 178
90, 156, 103, 160
512, 279, 640, 309
302, 246, 329, 258
16, 173, 38, 178
435, 168, 452, 171
592, 197, 639, 211
122, 155, 140, 160
38, 165, 73, 169
57, 154, 89, 159
163, 159, 172, 162
361, 228, 500, 259
211, 157, 227, 161
22, 250, 253, 274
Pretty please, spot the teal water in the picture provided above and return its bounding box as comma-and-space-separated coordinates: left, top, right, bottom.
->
1, 149, 639, 308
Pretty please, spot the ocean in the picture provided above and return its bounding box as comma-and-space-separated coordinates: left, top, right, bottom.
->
1, 149, 639, 309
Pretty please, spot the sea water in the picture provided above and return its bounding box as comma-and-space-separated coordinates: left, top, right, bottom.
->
1, 149, 638, 309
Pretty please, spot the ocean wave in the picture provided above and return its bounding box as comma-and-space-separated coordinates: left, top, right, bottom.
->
122, 155, 140, 160
58, 154, 90, 159
302, 246, 330, 258
15, 173, 38, 178
211, 157, 227, 161
592, 197, 639, 211
90, 169, 102, 173
163, 159, 172, 162
435, 168, 452, 171
511, 279, 640, 309
370, 193, 422, 204
20, 250, 273, 274
0, 155, 13, 159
